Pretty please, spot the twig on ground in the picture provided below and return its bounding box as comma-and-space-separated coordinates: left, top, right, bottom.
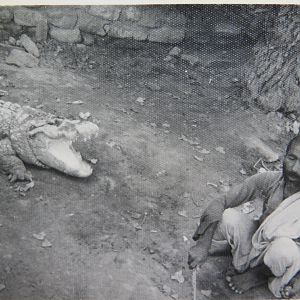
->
192, 215, 202, 219
140, 212, 147, 226
193, 268, 197, 300
190, 196, 201, 207
261, 160, 270, 171
253, 158, 262, 170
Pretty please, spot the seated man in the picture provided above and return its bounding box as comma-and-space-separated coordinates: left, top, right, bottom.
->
188, 135, 300, 299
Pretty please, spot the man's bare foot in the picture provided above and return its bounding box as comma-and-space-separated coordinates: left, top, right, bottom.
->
281, 272, 300, 299
225, 263, 237, 282
226, 265, 270, 294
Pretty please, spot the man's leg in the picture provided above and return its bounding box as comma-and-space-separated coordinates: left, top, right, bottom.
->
209, 208, 272, 294
263, 237, 300, 298
210, 208, 259, 272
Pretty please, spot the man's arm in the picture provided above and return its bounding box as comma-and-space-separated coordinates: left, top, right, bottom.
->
192, 172, 281, 240
188, 222, 217, 269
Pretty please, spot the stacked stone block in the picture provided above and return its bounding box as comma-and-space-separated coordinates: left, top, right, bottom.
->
0, 6, 188, 44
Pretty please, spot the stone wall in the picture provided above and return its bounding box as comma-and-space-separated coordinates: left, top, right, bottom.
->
0, 6, 187, 44
0, 5, 271, 46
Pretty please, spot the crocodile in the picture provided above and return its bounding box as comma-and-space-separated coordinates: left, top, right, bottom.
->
0, 100, 99, 181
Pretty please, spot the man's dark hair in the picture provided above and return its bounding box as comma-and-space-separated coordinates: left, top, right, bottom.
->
286, 135, 300, 154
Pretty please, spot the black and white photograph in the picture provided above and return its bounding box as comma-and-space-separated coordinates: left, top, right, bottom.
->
0, 3, 300, 299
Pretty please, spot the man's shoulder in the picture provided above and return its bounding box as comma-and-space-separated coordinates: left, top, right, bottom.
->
245, 170, 282, 186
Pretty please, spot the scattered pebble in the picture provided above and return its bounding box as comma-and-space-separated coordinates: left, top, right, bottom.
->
33, 232, 46, 241
194, 155, 204, 162
171, 294, 178, 300
145, 82, 161, 91
130, 212, 142, 219
67, 100, 84, 105
240, 169, 247, 175
76, 43, 86, 50
106, 140, 116, 148
169, 46, 181, 56
292, 121, 300, 134
163, 55, 173, 62
130, 107, 139, 113
0, 90, 8, 96
162, 123, 170, 128
258, 167, 267, 174
37, 195, 43, 201
171, 270, 185, 284
148, 248, 155, 254
178, 210, 188, 218
150, 230, 158, 233
99, 234, 110, 241
36, 104, 44, 109
156, 170, 167, 177
215, 146, 226, 154
41, 239, 52, 248
183, 236, 188, 242
18, 181, 34, 192
162, 284, 171, 295
79, 111, 91, 120
179, 135, 200, 146
133, 222, 142, 231
136, 97, 145, 105
66, 213, 74, 217
90, 158, 98, 164
150, 123, 157, 128
207, 182, 218, 189
201, 289, 212, 297
183, 192, 190, 198
106, 140, 121, 150
197, 148, 210, 154
8, 36, 16, 46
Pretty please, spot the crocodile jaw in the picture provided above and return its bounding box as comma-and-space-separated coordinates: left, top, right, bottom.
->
37, 139, 93, 177
28, 121, 99, 177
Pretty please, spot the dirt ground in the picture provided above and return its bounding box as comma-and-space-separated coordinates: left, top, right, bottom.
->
0, 37, 293, 300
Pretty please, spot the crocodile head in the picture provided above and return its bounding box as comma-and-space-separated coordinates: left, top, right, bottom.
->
28, 119, 99, 177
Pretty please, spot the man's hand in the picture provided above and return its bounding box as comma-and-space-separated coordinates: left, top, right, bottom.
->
188, 222, 218, 269
188, 242, 209, 269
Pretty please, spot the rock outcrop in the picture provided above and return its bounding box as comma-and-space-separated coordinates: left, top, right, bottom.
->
244, 6, 300, 113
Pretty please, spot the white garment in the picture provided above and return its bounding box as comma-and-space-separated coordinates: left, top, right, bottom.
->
211, 192, 300, 298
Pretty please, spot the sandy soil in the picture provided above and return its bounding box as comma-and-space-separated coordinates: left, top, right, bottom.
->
0, 37, 292, 300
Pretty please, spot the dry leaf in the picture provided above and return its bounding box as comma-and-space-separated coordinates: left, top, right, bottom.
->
171, 270, 185, 284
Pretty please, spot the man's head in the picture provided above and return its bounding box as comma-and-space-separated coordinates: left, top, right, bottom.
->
283, 135, 300, 184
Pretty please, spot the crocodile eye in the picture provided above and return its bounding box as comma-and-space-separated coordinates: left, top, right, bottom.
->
54, 119, 63, 126
287, 155, 297, 161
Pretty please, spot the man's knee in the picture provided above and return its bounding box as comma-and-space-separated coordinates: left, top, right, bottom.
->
264, 237, 300, 277
221, 208, 243, 229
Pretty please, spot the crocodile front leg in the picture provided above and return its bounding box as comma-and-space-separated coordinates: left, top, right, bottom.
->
0, 138, 32, 182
